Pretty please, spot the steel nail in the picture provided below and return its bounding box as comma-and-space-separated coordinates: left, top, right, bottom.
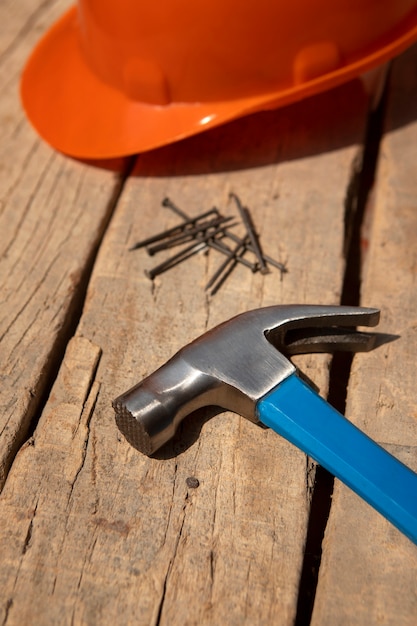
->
162, 198, 257, 269
257, 253, 287, 273
208, 239, 257, 271
145, 241, 207, 279
211, 218, 286, 274
145, 223, 232, 279
221, 233, 286, 273
161, 196, 285, 274
229, 193, 269, 274
130, 206, 220, 251
161, 196, 190, 220
146, 215, 234, 255
206, 236, 249, 292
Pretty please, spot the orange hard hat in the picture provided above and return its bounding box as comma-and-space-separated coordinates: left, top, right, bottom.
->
21, 0, 417, 159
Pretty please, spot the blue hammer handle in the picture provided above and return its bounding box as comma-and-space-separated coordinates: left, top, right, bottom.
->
256, 373, 417, 545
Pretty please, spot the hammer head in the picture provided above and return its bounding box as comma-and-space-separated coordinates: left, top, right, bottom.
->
113, 305, 379, 455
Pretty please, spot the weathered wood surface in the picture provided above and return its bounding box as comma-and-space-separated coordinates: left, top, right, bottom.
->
0, 2, 416, 625
0, 0, 127, 487
312, 46, 417, 625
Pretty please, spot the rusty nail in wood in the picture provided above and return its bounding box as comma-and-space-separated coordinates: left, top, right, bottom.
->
162, 197, 221, 224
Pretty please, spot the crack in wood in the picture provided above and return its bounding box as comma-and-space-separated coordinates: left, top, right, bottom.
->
154, 499, 188, 626
1, 598, 13, 626
21, 503, 38, 558
293, 76, 390, 626
0, 158, 135, 493
66, 380, 101, 504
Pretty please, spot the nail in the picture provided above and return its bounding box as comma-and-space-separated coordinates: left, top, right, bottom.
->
257, 253, 287, 273
161, 196, 286, 275
163, 198, 258, 270
229, 193, 269, 274
206, 236, 249, 292
145, 241, 207, 279
145, 223, 231, 279
212, 217, 286, 273
222, 233, 286, 273
162, 196, 188, 219
130, 206, 219, 251
208, 239, 257, 271
146, 215, 234, 255
162, 197, 222, 228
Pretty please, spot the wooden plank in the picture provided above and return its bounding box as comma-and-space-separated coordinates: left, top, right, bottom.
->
312, 45, 417, 625
0, 45, 370, 625
0, 0, 127, 488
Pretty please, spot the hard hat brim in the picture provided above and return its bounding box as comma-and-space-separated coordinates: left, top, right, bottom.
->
21, 6, 417, 159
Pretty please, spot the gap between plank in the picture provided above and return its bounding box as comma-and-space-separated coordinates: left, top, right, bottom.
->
293, 76, 390, 626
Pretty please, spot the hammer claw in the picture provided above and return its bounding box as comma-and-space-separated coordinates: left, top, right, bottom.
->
278, 326, 377, 355
262, 304, 379, 339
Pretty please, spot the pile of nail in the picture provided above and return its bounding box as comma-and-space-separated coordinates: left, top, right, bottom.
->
130, 194, 287, 295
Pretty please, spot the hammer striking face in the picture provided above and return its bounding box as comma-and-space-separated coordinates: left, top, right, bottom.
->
113, 305, 417, 545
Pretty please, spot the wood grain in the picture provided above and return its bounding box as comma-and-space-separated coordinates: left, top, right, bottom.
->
0, 0, 127, 487
0, 26, 370, 621
9, 2, 417, 625
312, 45, 417, 626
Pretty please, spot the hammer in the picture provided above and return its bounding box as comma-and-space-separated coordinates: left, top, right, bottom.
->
113, 305, 417, 544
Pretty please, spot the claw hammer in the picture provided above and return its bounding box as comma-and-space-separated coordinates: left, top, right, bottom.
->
113, 305, 417, 544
